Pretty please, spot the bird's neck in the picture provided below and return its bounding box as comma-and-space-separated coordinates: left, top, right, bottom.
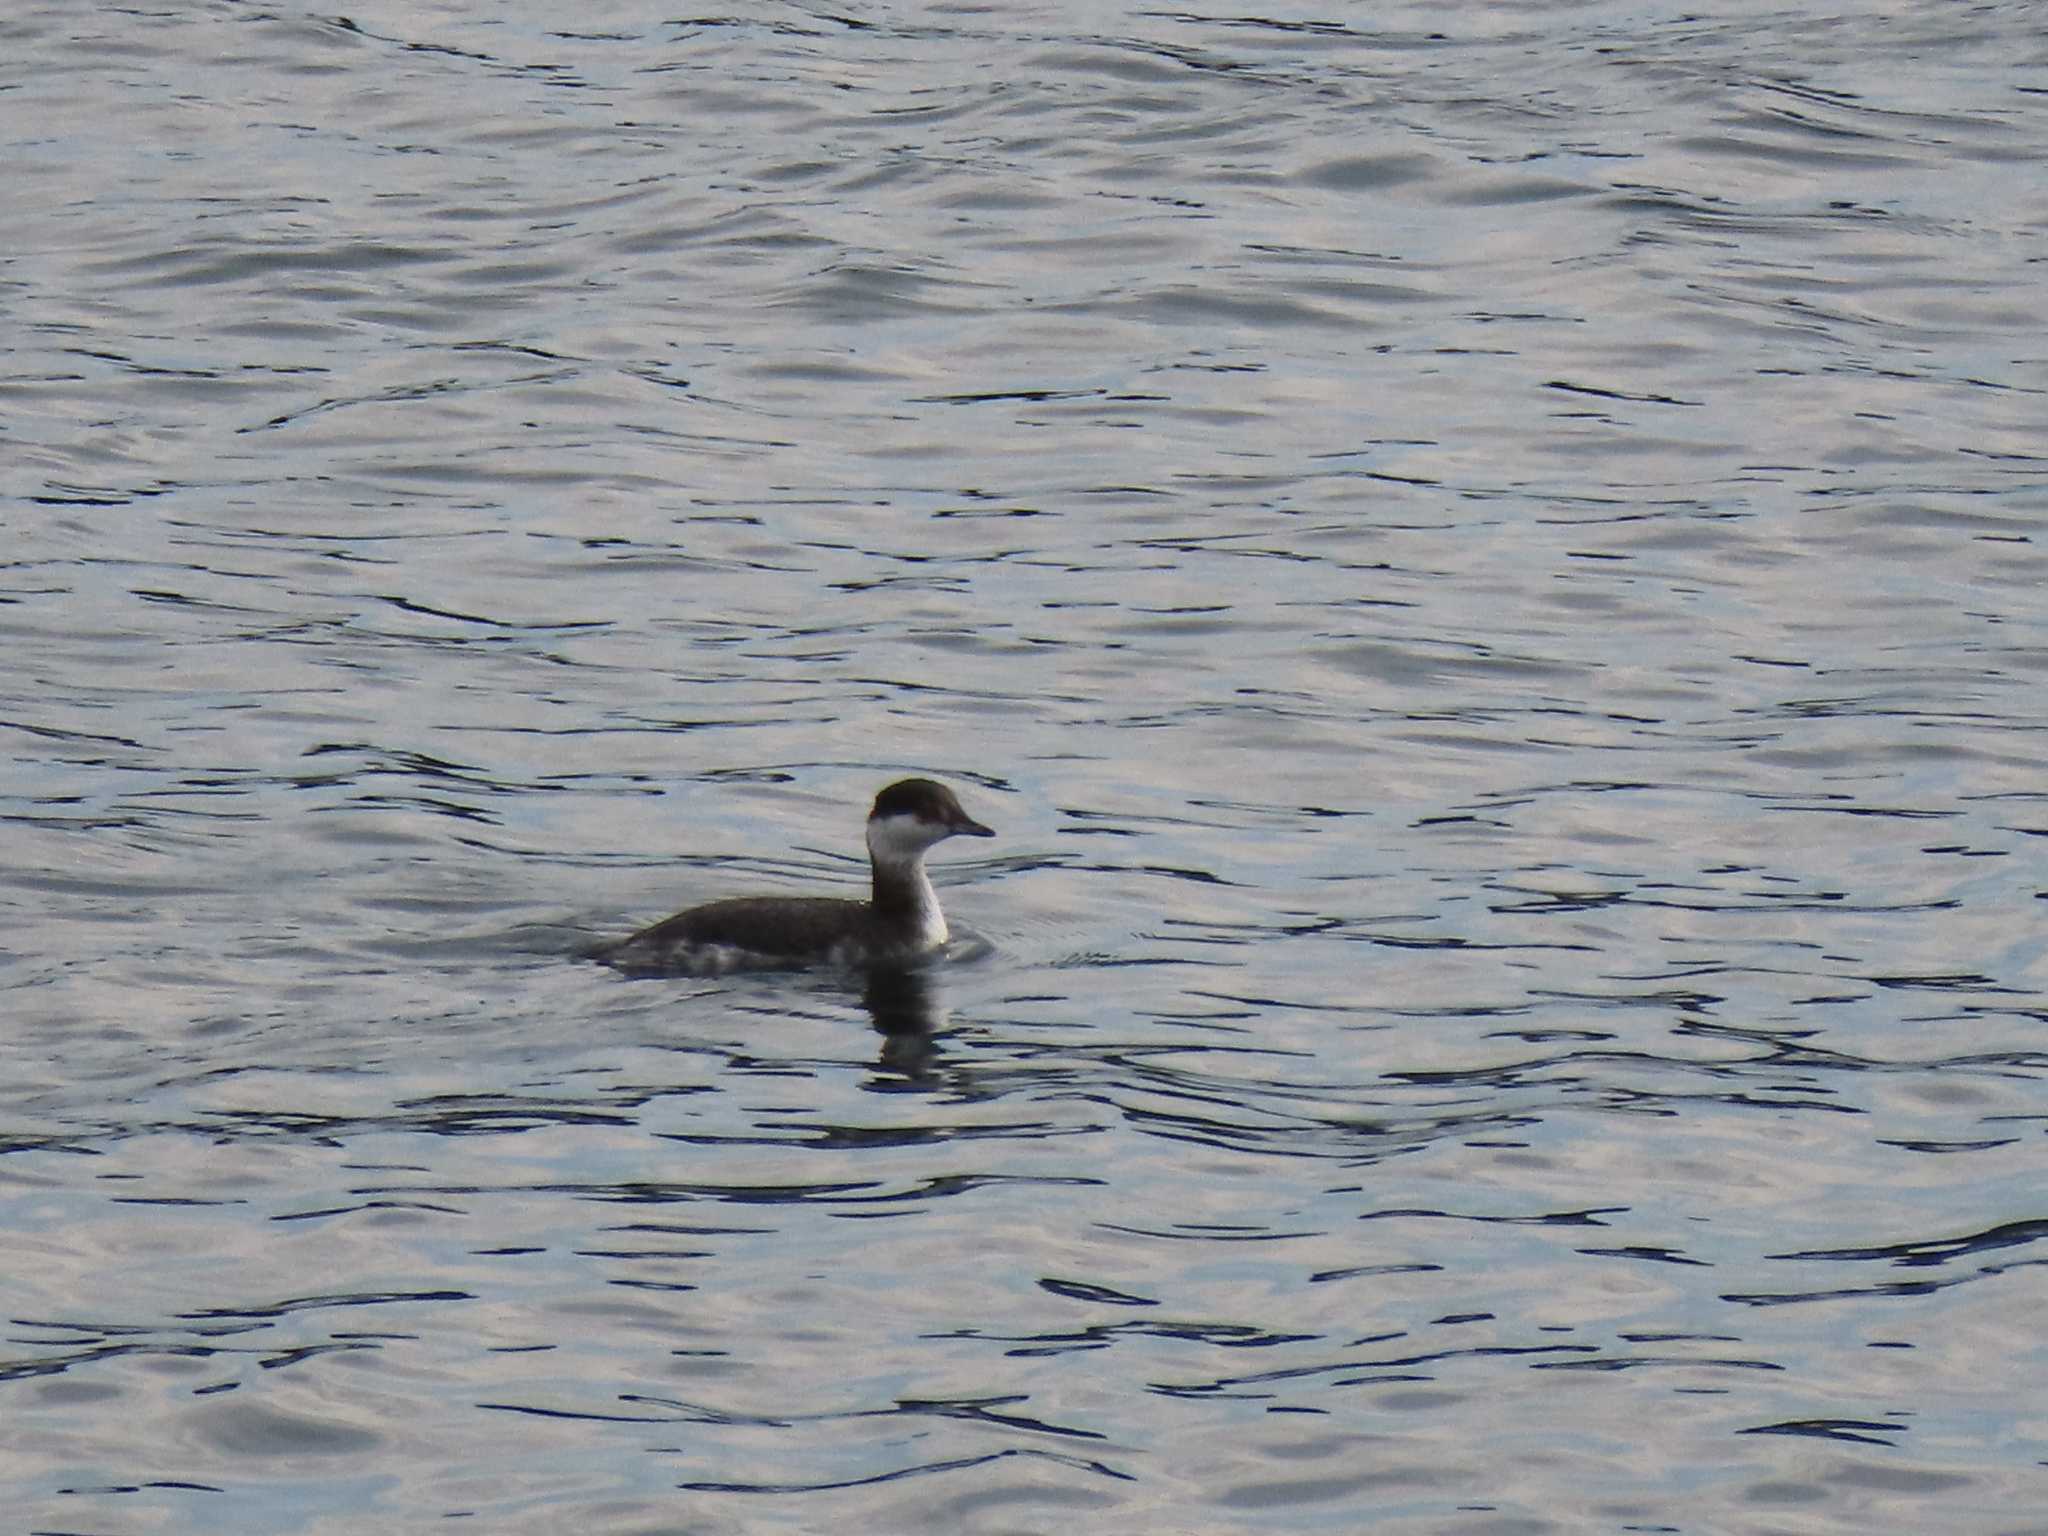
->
869, 846, 945, 947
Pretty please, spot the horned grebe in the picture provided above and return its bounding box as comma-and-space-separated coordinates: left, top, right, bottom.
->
595, 778, 994, 974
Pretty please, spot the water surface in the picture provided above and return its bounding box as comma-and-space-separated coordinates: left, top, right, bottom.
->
6, 2, 2047, 1531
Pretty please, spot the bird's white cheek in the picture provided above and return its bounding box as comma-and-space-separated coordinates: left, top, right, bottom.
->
867, 814, 940, 861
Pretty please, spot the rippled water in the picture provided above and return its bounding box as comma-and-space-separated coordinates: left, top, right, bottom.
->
7, 2, 2047, 1531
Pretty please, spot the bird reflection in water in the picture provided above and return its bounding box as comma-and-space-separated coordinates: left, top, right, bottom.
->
861, 965, 943, 1079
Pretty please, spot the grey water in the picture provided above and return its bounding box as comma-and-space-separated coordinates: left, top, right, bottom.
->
5, 1, 2047, 1531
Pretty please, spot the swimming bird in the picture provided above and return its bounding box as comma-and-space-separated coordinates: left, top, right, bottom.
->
596, 777, 994, 974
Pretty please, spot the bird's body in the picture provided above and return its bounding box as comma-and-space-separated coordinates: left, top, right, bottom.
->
596, 778, 993, 975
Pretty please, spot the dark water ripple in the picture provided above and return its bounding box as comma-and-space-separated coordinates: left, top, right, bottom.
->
7, 0, 2048, 1531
